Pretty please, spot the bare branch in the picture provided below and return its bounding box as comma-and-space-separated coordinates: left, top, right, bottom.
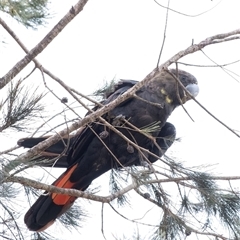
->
156, 0, 170, 66
3, 27, 240, 173
154, 0, 223, 18
4, 174, 240, 203
166, 68, 240, 138
0, 0, 89, 89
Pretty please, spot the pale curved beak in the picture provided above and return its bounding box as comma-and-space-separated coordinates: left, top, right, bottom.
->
185, 83, 199, 97
182, 83, 199, 103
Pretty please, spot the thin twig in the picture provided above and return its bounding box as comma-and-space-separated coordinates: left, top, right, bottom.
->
156, 0, 170, 67
3, 26, 240, 171
0, 0, 89, 89
108, 202, 159, 227
154, 0, 223, 17
172, 65, 195, 122
0, 146, 20, 155
4, 174, 240, 203
133, 94, 163, 108
177, 59, 240, 68
200, 49, 240, 82
101, 203, 107, 240
165, 69, 240, 138
135, 187, 229, 240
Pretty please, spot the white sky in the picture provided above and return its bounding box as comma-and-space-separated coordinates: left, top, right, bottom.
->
1, 0, 240, 239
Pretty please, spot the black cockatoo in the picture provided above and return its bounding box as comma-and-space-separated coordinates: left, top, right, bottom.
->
18, 69, 199, 231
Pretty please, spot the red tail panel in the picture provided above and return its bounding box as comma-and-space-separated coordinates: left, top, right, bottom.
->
52, 164, 78, 205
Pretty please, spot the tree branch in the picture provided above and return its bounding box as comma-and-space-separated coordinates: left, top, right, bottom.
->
3, 28, 240, 173
0, 0, 89, 89
4, 174, 240, 203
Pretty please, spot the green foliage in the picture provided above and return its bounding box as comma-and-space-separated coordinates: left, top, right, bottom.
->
0, 0, 50, 28
140, 121, 161, 134
0, 79, 45, 132
124, 159, 240, 240
58, 204, 87, 231
156, 214, 185, 240
0, 73, 239, 239
157, 169, 240, 239
0, 182, 20, 198
92, 78, 117, 101
0, 184, 24, 240
31, 232, 59, 240
109, 169, 130, 206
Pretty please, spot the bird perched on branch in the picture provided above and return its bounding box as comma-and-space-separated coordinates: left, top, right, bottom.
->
18, 68, 199, 231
